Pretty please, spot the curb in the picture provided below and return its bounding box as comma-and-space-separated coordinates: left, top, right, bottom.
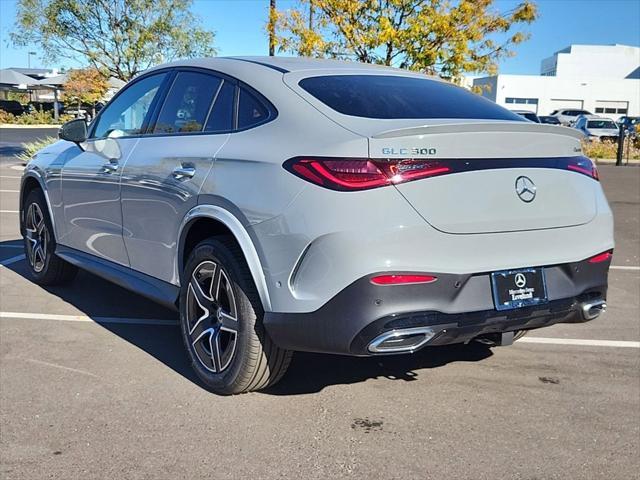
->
0, 124, 61, 129
594, 158, 640, 165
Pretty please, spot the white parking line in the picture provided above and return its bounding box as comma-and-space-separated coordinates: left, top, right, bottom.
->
610, 265, 640, 271
0, 210, 18, 213
0, 311, 177, 326
0, 189, 19, 193
0, 254, 25, 266
0, 175, 22, 179
519, 337, 639, 348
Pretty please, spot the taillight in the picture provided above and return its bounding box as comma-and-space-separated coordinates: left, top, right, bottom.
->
284, 157, 451, 191
370, 274, 438, 285
588, 250, 613, 264
284, 155, 600, 191
566, 156, 599, 180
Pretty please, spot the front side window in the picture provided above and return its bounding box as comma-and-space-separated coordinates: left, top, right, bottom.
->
299, 75, 523, 121
92, 73, 166, 138
154, 72, 222, 134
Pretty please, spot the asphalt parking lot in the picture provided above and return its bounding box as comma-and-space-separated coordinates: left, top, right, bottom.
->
0, 128, 638, 479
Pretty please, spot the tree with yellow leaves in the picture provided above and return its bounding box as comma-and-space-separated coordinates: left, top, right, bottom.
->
272, 0, 538, 79
62, 68, 109, 118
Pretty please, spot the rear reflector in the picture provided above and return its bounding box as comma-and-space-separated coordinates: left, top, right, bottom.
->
588, 251, 613, 264
370, 274, 437, 285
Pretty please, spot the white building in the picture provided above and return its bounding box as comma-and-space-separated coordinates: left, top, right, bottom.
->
473, 44, 640, 119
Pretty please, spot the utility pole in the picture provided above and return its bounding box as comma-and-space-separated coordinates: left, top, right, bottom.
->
268, 0, 276, 56
309, 0, 314, 30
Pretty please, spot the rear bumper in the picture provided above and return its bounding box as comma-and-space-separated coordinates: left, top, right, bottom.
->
264, 256, 610, 356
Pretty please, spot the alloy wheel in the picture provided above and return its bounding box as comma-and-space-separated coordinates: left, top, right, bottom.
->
25, 202, 49, 273
186, 260, 239, 373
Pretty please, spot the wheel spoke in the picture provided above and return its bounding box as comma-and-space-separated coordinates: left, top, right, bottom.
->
25, 205, 36, 234
34, 245, 45, 266
219, 310, 238, 333
210, 330, 223, 372
27, 243, 36, 266
212, 264, 223, 303
191, 327, 216, 372
190, 275, 213, 311
187, 283, 210, 337
36, 217, 45, 235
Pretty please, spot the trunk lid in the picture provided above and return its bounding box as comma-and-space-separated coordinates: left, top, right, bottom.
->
367, 121, 597, 234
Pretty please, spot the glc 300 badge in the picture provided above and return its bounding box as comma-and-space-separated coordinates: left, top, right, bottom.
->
382, 147, 437, 156
515, 176, 536, 203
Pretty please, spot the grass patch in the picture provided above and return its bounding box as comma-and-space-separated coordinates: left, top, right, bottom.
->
16, 136, 59, 164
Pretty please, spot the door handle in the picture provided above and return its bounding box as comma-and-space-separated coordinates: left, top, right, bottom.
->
101, 162, 118, 174
172, 166, 196, 180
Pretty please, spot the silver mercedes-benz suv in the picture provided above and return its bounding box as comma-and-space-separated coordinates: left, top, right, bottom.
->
20, 57, 614, 394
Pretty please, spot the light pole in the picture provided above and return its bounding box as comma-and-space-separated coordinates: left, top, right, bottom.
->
27, 52, 36, 102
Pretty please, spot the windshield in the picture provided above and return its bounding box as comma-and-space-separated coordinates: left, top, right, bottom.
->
521, 113, 540, 123
299, 75, 523, 121
587, 120, 617, 129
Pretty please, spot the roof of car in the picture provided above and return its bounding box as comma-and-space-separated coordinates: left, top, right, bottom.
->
146, 56, 434, 79
577, 114, 602, 119
585, 116, 616, 122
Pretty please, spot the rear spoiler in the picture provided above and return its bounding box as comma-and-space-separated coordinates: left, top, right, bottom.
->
372, 121, 585, 141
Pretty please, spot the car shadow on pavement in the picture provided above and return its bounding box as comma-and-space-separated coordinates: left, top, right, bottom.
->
4, 245, 493, 395
264, 344, 492, 395
0, 146, 25, 157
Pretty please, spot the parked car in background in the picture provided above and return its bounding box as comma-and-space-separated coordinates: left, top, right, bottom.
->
19, 57, 613, 394
0, 99, 25, 116
65, 102, 104, 121
617, 116, 639, 136
538, 115, 561, 125
511, 110, 540, 123
575, 116, 620, 142
550, 109, 593, 126
26, 102, 65, 115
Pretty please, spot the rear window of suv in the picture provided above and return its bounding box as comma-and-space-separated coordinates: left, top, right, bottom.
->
298, 75, 523, 121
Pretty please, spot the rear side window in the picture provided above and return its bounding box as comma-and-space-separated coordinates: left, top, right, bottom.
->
237, 88, 269, 129
154, 71, 221, 134
204, 81, 234, 133
298, 75, 523, 121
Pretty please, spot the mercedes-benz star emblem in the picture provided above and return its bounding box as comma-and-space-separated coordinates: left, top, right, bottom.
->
514, 273, 527, 288
515, 176, 536, 203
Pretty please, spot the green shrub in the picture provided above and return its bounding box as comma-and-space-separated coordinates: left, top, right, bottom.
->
0, 110, 73, 125
16, 136, 59, 164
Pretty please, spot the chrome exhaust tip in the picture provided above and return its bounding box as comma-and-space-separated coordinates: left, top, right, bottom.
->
368, 327, 437, 354
581, 299, 606, 320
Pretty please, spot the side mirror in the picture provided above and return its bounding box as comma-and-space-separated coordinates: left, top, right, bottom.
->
59, 118, 88, 145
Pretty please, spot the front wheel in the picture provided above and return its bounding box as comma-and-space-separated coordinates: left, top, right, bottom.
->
22, 189, 77, 285
179, 237, 292, 395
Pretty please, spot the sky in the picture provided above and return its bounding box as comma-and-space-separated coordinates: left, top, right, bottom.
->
1, 0, 639, 75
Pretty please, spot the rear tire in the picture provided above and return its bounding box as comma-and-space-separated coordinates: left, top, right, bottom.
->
22, 189, 77, 285
179, 237, 292, 395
